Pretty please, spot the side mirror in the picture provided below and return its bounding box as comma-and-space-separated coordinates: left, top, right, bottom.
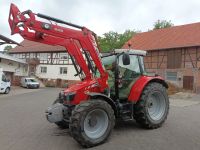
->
6, 79, 10, 82
122, 53, 130, 65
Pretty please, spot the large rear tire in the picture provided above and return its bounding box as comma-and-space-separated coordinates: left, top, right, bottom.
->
134, 82, 169, 129
69, 100, 115, 148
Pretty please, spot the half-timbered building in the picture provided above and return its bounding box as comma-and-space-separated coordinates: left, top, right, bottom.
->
9, 40, 79, 83
123, 22, 200, 93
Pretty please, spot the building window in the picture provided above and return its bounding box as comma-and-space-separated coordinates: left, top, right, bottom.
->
166, 72, 177, 81
40, 66, 47, 73
30, 53, 36, 58
22, 53, 26, 58
60, 67, 67, 74
38, 53, 51, 64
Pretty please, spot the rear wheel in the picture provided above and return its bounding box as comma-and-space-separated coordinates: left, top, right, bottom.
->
69, 100, 115, 148
134, 82, 169, 129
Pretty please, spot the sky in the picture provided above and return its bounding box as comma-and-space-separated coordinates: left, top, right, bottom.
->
0, 0, 200, 51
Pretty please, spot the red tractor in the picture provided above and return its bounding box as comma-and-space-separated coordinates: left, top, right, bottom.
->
8, 4, 169, 147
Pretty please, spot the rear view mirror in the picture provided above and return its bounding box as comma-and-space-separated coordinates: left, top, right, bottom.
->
122, 53, 130, 65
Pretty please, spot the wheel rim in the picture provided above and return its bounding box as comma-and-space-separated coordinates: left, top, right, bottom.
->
147, 91, 166, 121
84, 109, 109, 139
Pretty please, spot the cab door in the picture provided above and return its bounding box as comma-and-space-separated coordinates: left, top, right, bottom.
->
118, 55, 142, 99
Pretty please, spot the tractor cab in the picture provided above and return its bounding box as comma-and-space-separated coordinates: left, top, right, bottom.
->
102, 49, 146, 100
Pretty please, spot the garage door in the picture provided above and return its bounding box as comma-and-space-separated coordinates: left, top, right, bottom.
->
183, 76, 194, 90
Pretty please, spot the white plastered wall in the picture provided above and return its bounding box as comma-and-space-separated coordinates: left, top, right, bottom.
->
35, 64, 80, 80
0, 58, 28, 76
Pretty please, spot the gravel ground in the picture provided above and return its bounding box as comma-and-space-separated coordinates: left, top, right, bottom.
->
169, 92, 196, 100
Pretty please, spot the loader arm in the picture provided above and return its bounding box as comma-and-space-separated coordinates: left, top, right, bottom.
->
8, 3, 108, 84
0, 34, 20, 46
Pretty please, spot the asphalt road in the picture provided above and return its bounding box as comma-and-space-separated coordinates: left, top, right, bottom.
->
0, 88, 200, 150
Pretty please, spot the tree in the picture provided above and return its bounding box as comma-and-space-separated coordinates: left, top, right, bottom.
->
153, 20, 173, 30
98, 30, 136, 52
4, 45, 12, 53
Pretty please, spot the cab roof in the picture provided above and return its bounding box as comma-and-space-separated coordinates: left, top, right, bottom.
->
114, 49, 147, 56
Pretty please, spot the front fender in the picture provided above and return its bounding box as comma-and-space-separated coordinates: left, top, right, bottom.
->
86, 92, 118, 117
128, 75, 168, 102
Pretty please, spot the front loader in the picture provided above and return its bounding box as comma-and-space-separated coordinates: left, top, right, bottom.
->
8, 4, 169, 147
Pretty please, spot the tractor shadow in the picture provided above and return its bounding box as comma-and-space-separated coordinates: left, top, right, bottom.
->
114, 120, 144, 131
51, 120, 144, 137
49, 120, 147, 149
51, 127, 70, 136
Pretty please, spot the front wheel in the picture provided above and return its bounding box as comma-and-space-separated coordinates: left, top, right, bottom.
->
69, 100, 115, 148
134, 82, 169, 129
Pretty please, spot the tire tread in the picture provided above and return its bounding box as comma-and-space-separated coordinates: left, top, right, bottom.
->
134, 82, 169, 129
69, 100, 115, 148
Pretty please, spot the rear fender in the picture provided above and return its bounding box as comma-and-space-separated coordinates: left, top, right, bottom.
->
128, 76, 168, 102
86, 92, 118, 117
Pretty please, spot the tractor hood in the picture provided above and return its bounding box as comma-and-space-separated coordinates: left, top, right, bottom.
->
64, 79, 98, 94
63, 79, 101, 105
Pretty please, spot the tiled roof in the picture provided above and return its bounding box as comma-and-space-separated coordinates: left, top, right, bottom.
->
9, 39, 66, 53
123, 22, 200, 51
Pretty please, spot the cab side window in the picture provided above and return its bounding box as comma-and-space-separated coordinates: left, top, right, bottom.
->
118, 55, 141, 99
118, 55, 141, 79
